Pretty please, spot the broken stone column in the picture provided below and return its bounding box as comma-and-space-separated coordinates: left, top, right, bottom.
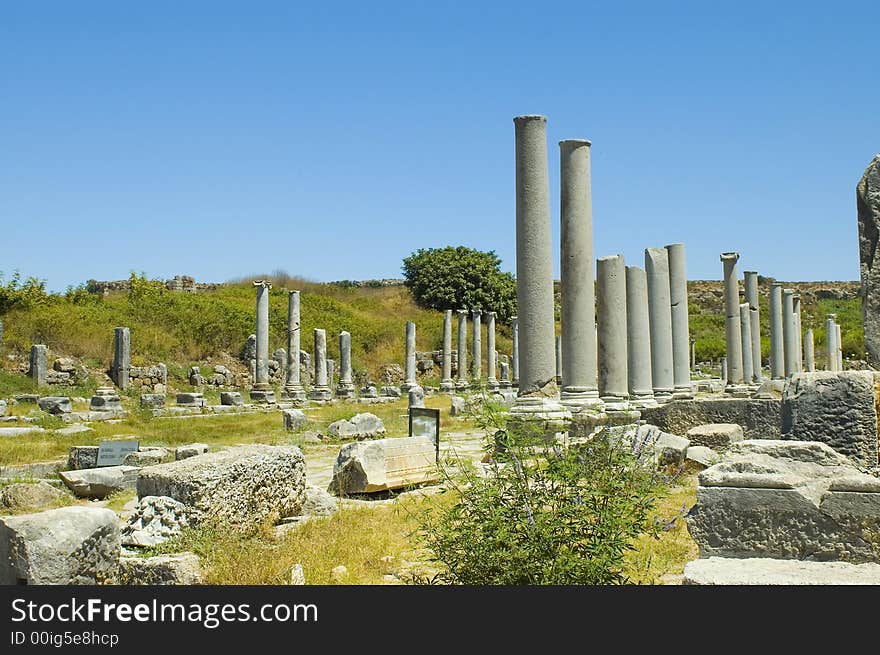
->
440, 310, 455, 392
666, 243, 692, 399
511, 316, 519, 387
486, 311, 498, 388
826, 315, 839, 372
250, 280, 275, 403
559, 138, 600, 409
282, 290, 306, 402
111, 327, 131, 391
739, 303, 754, 385
743, 271, 762, 382
857, 154, 880, 366
646, 247, 674, 402
720, 253, 745, 392
500, 362, 511, 388
510, 115, 568, 421
456, 309, 468, 390
471, 310, 482, 382
625, 265, 656, 408
782, 289, 798, 377
308, 329, 331, 401
29, 344, 48, 386
402, 321, 417, 392
769, 282, 785, 379
597, 255, 628, 409
793, 294, 803, 373
721, 357, 728, 384
804, 328, 815, 372
336, 332, 355, 399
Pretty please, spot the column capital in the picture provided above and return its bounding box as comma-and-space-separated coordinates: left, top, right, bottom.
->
720, 252, 740, 262
253, 280, 272, 289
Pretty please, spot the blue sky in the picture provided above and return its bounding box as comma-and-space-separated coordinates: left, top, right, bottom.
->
1, 1, 877, 291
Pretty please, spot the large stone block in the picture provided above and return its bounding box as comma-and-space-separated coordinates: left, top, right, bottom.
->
68, 446, 99, 470
685, 423, 743, 451
781, 371, 878, 466
119, 552, 202, 585
0, 506, 120, 584
59, 466, 139, 499
330, 436, 438, 494
609, 424, 689, 467
327, 413, 386, 440
283, 408, 309, 432
687, 440, 880, 563
641, 397, 781, 440
0, 482, 68, 510
136, 445, 306, 529
38, 396, 72, 415
121, 496, 192, 546
683, 556, 880, 585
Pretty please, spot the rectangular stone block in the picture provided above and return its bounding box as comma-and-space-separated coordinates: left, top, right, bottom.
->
641, 397, 781, 440
330, 436, 438, 494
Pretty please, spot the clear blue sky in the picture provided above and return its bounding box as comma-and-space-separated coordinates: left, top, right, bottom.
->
2, 1, 877, 292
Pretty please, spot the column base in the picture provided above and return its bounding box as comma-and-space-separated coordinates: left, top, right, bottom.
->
509, 395, 572, 423
628, 391, 659, 409
724, 383, 751, 398
335, 383, 355, 399
249, 389, 276, 404
672, 384, 694, 400
652, 388, 675, 403
560, 388, 605, 412
308, 387, 332, 401
499, 381, 512, 389
439, 380, 456, 393
455, 380, 470, 391
487, 378, 499, 390
400, 382, 418, 393
280, 387, 307, 402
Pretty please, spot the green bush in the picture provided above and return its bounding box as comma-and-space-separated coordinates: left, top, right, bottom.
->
402, 246, 516, 321
418, 416, 662, 584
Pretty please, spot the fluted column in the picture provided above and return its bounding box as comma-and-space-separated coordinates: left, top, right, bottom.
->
626, 265, 656, 408
510, 114, 568, 420
440, 310, 454, 392
250, 280, 276, 403
456, 309, 469, 389
559, 138, 600, 409
744, 271, 762, 383
666, 243, 692, 399
782, 289, 798, 376
282, 290, 307, 401
769, 283, 784, 379
597, 255, 628, 409
646, 248, 674, 401
720, 253, 745, 392
486, 311, 497, 388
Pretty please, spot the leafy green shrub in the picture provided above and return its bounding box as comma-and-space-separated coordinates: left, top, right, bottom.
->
418, 416, 662, 584
402, 246, 516, 321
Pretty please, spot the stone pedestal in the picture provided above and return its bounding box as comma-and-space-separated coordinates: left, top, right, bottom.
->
282, 290, 307, 402
111, 327, 131, 391
509, 115, 569, 423
440, 310, 455, 392
721, 253, 746, 395
666, 243, 693, 399
308, 329, 332, 401
456, 309, 469, 390
336, 331, 355, 399
401, 321, 417, 393
646, 248, 674, 401
625, 265, 657, 409
29, 344, 48, 386
597, 255, 629, 411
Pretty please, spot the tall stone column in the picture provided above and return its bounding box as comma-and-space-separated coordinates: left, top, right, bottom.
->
769, 283, 785, 379
646, 248, 674, 401
251, 281, 275, 403
486, 311, 498, 388
597, 255, 628, 409
471, 310, 482, 382
721, 357, 728, 383
456, 309, 469, 389
29, 344, 47, 386
739, 303, 754, 384
666, 243, 692, 399
308, 329, 331, 400
836, 323, 844, 370
511, 316, 519, 388
743, 271, 762, 382
336, 331, 355, 398
510, 115, 568, 421
112, 327, 131, 391
440, 310, 455, 392
792, 294, 803, 373
826, 315, 838, 371
720, 253, 746, 393
282, 291, 306, 401
402, 321, 417, 392
625, 265, 656, 408
782, 289, 798, 377
559, 139, 600, 409
555, 335, 562, 384
691, 339, 697, 371
804, 328, 815, 372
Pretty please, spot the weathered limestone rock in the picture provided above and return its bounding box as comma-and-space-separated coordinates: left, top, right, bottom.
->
38, 396, 72, 415
60, 465, 139, 498
175, 443, 209, 460
687, 440, 880, 562
0, 481, 68, 510
683, 556, 880, 585
450, 396, 466, 416
858, 154, 880, 366
641, 397, 781, 440
121, 496, 192, 546
123, 448, 171, 467
283, 408, 309, 432
327, 413, 386, 439
360, 385, 378, 398
380, 385, 401, 398
119, 552, 202, 585
408, 386, 425, 408
220, 391, 244, 406
300, 485, 338, 516
329, 436, 438, 494
781, 371, 878, 466
0, 506, 120, 584
611, 424, 689, 467
686, 445, 720, 468
290, 563, 306, 585
176, 392, 205, 407
136, 445, 306, 529
68, 446, 99, 470
685, 423, 744, 451
140, 393, 166, 409
0, 400, 6, 417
